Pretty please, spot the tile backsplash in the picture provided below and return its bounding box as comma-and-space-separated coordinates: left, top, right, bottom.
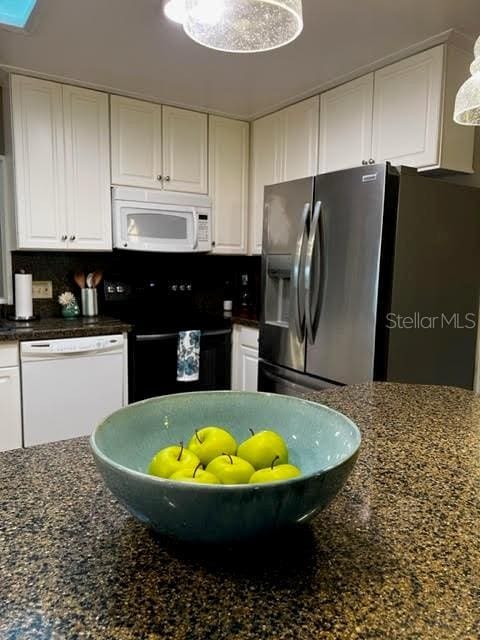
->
8, 251, 261, 319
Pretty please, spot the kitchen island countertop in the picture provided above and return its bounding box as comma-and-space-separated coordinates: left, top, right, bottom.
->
0, 383, 478, 639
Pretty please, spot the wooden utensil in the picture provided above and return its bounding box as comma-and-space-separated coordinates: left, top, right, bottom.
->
74, 271, 86, 289
92, 270, 103, 288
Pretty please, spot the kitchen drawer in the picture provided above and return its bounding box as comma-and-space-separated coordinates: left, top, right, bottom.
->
0, 343, 19, 368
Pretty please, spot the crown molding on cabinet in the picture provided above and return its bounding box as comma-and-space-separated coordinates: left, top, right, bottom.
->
0, 29, 475, 122
249, 29, 475, 120
0, 65, 249, 122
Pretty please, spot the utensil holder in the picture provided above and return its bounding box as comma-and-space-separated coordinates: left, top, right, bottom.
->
81, 288, 98, 317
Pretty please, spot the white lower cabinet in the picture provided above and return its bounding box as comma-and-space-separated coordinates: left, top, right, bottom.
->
0, 344, 22, 452
231, 325, 259, 392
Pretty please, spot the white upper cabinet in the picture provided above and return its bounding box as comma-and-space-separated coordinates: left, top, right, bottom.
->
110, 96, 162, 189
282, 96, 319, 181
319, 74, 374, 173
63, 86, 111, 250
162, 106, 208, 193
372, 47, 444, 169
249, 112, 282, 255
209, 116, 249, 255
10, 75, 112, 251
249, 96, 319, 254
317, 45, 474, 174
111, 101, 208, 194
371, 45, 474, 172
11, 75, 66, 249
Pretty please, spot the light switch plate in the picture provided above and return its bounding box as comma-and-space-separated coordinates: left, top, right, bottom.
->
32, 281, 53, 299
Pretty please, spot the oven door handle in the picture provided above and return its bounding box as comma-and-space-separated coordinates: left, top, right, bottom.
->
136, 329, 231, 342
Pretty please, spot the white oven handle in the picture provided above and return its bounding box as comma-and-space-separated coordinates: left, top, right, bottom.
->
192, 208, 199, 250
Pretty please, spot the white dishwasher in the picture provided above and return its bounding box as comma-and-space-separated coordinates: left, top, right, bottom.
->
21, 334, 126, 447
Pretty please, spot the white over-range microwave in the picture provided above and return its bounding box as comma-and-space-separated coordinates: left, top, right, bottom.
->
112, 187, 212, 253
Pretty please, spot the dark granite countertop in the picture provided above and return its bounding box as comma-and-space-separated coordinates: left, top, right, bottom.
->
1, 383, 479, 639
231, 314, 260, 329
0, 316, 132, 342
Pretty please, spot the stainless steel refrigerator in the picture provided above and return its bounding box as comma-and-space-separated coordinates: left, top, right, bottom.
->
258, 163, 480, 395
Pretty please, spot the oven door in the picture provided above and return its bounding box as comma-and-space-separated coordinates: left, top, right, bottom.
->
113, 200, 204, 252
130, 329, 231, 402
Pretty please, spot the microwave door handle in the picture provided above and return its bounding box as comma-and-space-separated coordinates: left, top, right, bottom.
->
192, 209, 199, 250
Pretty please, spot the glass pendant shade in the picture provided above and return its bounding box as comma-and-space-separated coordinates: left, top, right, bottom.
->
183, 0, 303, 53
164, 0, 186, 24
454, 35, 480, 125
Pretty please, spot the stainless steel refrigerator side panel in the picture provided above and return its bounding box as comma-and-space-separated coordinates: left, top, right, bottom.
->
385, 174, 480, 389
259, 178, 315, 372
306, 165, 387, 384
258, 360, 341, 396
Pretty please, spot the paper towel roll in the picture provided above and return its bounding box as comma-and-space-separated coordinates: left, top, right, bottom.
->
15, 273, 33, 319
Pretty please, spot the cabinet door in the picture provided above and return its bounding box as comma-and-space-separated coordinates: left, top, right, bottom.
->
282, 96, 319, 181
239, 344, 259, 392
209, 116, 249, 255
0, 367, 22, 452
111, 96, 162, 189
319, 74, 374, 173
162, 106, 208, 194
11, 75, 66, 249
249, 112, 282, 255
232, 326, 259, 391
371, 46, 444, 168
63, 86, 112, 250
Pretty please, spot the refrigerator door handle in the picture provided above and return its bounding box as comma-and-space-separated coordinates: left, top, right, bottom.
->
292, 202, 310, 341
305, 200, 322, 345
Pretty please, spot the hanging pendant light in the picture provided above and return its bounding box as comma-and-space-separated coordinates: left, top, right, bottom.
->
454, 35, 480, 125
164, 0, 186, 24
182, 0, 303, 54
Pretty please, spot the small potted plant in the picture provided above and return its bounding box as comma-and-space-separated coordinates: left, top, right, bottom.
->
58, 291, 80, 319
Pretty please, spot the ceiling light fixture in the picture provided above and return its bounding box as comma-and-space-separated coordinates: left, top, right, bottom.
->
165, 0, 303, 54
164, 0, 186, 25
0, 0, 37, 28
454, 35, 480, 125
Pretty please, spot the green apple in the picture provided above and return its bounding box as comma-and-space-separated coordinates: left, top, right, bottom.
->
148, 442, 200, 478
249, 459, 301, 484
187, 426, 237, 465
237, 429, 288, 470
206, 454, 255, 484
170, 463, 220, 484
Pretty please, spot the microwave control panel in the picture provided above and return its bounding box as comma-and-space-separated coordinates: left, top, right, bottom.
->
198, 214, 210, 244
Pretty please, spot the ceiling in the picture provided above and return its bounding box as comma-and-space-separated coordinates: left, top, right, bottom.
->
0, 0, 479, 120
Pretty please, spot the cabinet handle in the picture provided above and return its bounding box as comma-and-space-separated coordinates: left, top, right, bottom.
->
70, 235, 76, 241
368, 159, 375, 164
164, 175, 171, 182
362, 160, 368, 166
61, 234, 68, 241
157, 175, 162, 181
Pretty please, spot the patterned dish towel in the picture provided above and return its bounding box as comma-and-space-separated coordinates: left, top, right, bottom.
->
177, 330, 201, 382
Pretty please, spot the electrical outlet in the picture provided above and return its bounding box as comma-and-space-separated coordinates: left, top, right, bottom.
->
32, 281, 53, 299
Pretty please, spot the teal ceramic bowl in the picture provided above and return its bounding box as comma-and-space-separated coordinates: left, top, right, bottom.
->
90, 391, 361, 543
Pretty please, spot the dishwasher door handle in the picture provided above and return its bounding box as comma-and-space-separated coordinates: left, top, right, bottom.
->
21, 345, 123, 358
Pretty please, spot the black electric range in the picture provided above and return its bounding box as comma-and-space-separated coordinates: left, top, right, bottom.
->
103, 279, 232, 403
